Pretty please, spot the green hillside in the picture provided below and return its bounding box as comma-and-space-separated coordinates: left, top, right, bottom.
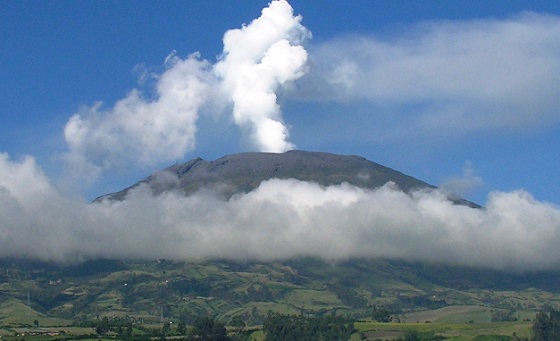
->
1, 257, 558, 330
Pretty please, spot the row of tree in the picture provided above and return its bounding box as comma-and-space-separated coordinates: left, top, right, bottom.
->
88, 316, 229, 340
86, 307, 560, 340
86, 312, 356, 340
262, 312, 355, 341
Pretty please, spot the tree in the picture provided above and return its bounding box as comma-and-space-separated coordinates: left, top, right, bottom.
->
125, 324, 133, 339
533, 308, 560, 341
160, 321, 171, 340
177, 320, 187, 335
189, 316, 230, 341
491, 309, 518, 322
263, 312, 355, 341
370, 306, 393, 322
96, 316, 110, 335
230, 315, 245, 331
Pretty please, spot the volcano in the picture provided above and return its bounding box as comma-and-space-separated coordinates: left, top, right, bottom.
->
95, 150, 478, 207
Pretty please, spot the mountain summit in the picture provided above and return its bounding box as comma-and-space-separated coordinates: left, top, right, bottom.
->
95, 150, 477, 207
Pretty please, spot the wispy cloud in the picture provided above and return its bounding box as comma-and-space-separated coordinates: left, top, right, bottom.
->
300, 12, 560, 139
440, 161, 484, 197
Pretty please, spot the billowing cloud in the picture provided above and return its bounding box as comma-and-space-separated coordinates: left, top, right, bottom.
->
214, 0, 309, 152
301, 12, 560, 138
63, 53, 213, 183
63, 0, 309, 185
2, 152, 560, 272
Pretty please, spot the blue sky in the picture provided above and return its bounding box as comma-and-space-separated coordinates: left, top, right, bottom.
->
2, 0, 560, 206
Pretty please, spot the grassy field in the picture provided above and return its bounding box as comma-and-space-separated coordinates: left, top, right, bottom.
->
355, 320, 532, 340
282, 288, 342, 309
402, 305, 490, 323
0, 299, 71, 327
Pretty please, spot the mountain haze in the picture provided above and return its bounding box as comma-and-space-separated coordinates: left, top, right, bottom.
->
96, 150, 477, 207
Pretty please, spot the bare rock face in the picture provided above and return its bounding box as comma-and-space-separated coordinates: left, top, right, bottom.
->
95, 150, 478, 207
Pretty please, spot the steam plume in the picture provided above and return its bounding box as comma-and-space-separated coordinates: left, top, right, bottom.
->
214, 0, 309, 152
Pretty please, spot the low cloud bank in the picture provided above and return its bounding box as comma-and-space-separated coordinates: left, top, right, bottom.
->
1, 153, 559, 272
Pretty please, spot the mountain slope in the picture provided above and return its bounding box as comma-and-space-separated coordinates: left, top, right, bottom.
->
95, 150, 477, 207
1, 258, 558, 327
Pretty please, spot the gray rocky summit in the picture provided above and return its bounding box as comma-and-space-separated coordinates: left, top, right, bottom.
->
95, 150, 477, 207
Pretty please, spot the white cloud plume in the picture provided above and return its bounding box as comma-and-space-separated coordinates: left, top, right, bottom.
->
63, 53, 213, 182
2, 153, 560, 271
214, 0, 309, 152
301, 12, 560, 137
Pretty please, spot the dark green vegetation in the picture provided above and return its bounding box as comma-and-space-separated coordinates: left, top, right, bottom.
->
532, 308, 560, 341
1, 258, 560, 339
263, 312, 355, 340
